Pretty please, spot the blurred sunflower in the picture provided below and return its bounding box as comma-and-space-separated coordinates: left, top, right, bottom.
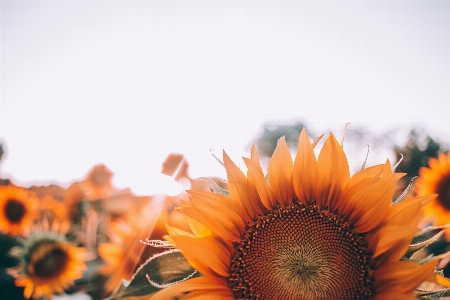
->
98, 214, 145, 292
152, 129, 438, 300
9, 230, 88, 299
99, 197, 191, 293
39, 196, 68, 224
83, 164, 115, 200
416, 152, 450, 225
0, 185, 38, 236
63, 182, 85, 222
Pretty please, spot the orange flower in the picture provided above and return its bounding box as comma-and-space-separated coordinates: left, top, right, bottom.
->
416, 152, 450, 225
0, 185, 38, 236
98, 195, 191, 293
98, 207, 163, 292
9, 230, 88, 299
39, 196, 68, 224
98, 214, 145, 292
83, 164, 115, 200
63, 182, 85, 221
152, 129, 437, 299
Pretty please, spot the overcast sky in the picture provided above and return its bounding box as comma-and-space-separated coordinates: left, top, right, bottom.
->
1, 1, 449, 195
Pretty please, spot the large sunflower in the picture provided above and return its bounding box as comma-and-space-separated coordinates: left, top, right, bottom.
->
9, 230, 88, 299
151, 129, 438, 300
0, 185, 38, 236
416, 152, 450, 226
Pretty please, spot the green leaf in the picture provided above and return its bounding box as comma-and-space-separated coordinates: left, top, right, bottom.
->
108, 249, 199, 299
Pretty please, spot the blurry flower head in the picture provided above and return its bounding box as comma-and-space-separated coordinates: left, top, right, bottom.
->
63, 182, 85, 221
39, 196, 68, 224
153, 129, 437, 299
83, 164, 115, 200
98, 194, 191, 293
0, 185, 38, 236
99, 208, 161, 292
98, 214, 143, 292
9, 229, 88, 299
416, 152, 450, 225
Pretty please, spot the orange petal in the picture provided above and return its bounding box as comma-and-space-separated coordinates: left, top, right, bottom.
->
372, 292, 417, 300
347, 164, 384, 188
171, 235, 231, 278
311, 133, 324, 149
223, 151, 255, 222
316, 133, 350, 210
374, 260, 438, 294
267, 137, 294, 205
345, 178, 395, 233
190, 198, 244, 237
250, 145, 261, 165
383, 195, 435, 228
370, 226, 419, 268
244, 157, 276, 210
182, 289, 234, 300
150, 276, 229, 300
178, 205, 241, 243
166, 224, 195, 238
188, 189, 246, 231
293, 128, 319, 205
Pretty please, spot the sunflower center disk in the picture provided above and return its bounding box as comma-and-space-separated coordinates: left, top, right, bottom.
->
33, 246, 68, 278
228, 201, 374, 300
436, 174, 450, 210
5, 199, 26, 223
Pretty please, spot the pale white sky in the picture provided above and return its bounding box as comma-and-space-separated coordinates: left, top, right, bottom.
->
1, 1, 449, 195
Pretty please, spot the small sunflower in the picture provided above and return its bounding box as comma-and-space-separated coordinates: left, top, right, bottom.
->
83, 164, 115, 200
416, 152, 450, 225
9, 230, 88, 299
152, 129, 438, 300
0, 185, 38, 236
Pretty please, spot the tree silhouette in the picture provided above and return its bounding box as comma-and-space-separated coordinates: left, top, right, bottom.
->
252, 120, 310, 158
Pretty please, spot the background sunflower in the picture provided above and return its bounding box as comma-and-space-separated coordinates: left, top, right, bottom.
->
9, 230, 88, 300
0, 186, 38, 237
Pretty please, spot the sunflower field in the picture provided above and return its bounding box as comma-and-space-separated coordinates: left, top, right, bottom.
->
2, 126, 450, 300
